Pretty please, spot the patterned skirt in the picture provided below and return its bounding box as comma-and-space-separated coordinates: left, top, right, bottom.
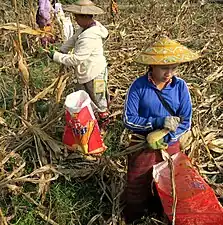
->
123, 140, 180, 223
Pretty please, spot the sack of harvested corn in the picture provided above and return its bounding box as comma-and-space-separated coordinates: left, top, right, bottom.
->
63, 90, 107, 154
153, 152, 223, 225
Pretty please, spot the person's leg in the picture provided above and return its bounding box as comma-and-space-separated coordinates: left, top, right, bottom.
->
84, 68, 110, 129
75, 81, 99, 108
123, 142, 180, 224
92, 67, 109, 112
123, 150, 157, 223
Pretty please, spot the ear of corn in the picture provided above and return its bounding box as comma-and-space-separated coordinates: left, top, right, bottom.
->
146, 129, 169, 144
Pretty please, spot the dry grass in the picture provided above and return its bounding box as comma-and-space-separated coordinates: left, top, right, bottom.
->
0, 0, 223, 224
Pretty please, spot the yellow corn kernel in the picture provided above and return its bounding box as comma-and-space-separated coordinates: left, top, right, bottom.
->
146, 129, 169, 144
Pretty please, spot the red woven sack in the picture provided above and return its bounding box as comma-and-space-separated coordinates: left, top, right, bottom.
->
153, 152, 223, 225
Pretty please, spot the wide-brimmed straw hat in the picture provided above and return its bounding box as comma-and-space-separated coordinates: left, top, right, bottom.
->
63, 0, 105, 15
134, 37, 200, 65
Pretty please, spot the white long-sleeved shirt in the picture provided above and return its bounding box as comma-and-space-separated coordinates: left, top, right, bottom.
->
53, 21, 108, 84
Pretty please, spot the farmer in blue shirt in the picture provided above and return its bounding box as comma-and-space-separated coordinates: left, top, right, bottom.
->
123, 36, 200, 224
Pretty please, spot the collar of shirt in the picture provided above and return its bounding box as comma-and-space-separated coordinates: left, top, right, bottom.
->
82, 21, 96, 32
147, 72, 173, 88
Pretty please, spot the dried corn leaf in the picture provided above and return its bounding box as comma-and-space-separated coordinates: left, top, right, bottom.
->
34, 135, 48, 166
111, 0, 119, 14
192, 126, 199, 138
12, 175, 59, 184
0, 162, 26, 188
6, 184, 21, 194
55, 75, 64, 90
188, 140, 199, 159
179, 131, 193, 150
31, 126, 63, 158
35, 211, 59, 225
29, 78, 59, 104
202, 128, 221, 136
208, 138, 223, 153
18, 58, 29, 85
38, 173, 52, 202
0, 207, 8, 225
57, 167, 96, 178
209, 146, 223, 153
0, 117, 7, 126
203, 132, 218, 143
28, 165, 60, 177
205, 66, 223, 82
0, 23, 53, 36
0, 151, 17, 166
0, 108, 5, 116
13, 40, 29, 86
214, 154, 223, 162
209, 139, 223, 148
56, 76, 69, 103
200, 170, 220, 175
190, 86, 203, 97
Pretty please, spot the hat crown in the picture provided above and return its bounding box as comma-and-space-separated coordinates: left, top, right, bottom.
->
63, 0, 104, 15
135, 37, 200, 65
75, 0, 95, 6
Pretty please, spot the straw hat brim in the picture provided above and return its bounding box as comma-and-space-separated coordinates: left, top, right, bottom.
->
63, 4, 105, 15
134, 53, 200, 65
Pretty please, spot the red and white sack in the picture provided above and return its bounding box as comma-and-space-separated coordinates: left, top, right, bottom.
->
153, 152, 223, 225
63, 90, 107, 154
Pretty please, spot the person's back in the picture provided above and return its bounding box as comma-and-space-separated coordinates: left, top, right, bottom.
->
69, 20, 108, 84
49, 0, 110, 129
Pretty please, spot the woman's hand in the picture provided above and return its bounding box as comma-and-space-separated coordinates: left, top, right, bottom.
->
40, 45, 57, 59
164, 116, 181, 132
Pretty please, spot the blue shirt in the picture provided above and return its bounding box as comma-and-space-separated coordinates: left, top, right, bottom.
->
123, 74, 192, 144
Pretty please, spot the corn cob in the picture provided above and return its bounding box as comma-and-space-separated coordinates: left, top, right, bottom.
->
146, 129, 169, 144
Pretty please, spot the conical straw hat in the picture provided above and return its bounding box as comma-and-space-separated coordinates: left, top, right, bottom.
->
63, 0, 105, 15
134, 37, 200, 65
